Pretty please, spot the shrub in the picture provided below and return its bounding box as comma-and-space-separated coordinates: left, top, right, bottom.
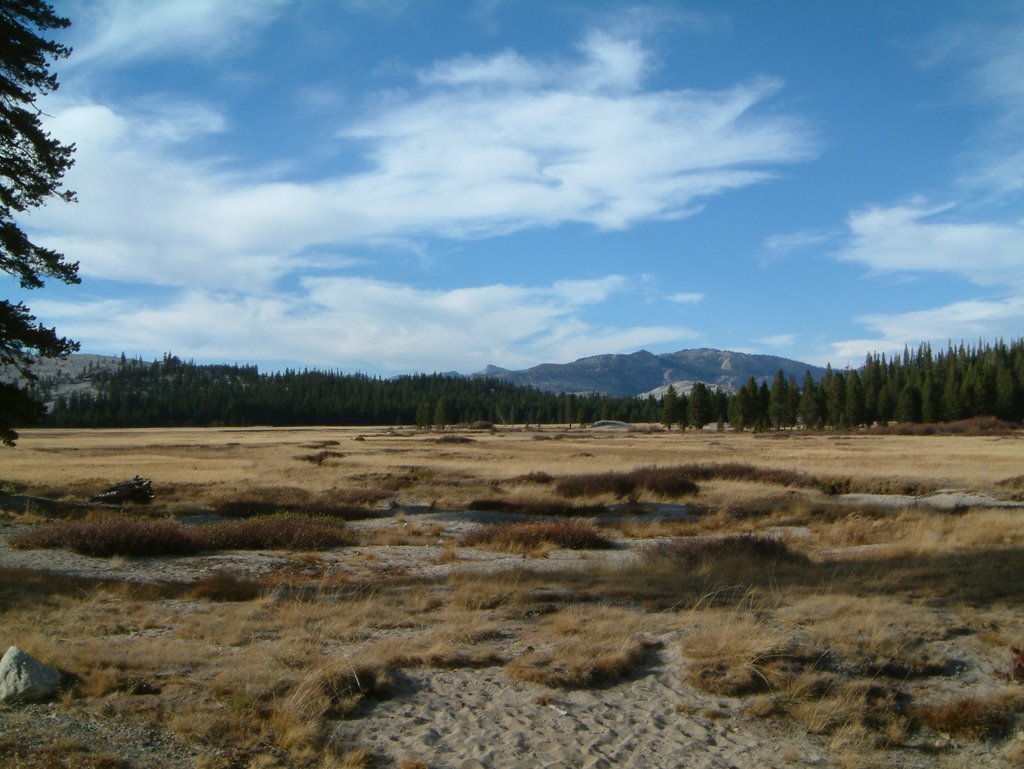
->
468, 498, 606, 517
10, 516, 201, 557
188, 571, 263, 601
629, 467, 700, 496
643, 534, 809, 570
200, 514, 357, 551
434, 435, 475, 444
11, 513, 356, 557
461, 521, 614, 552
555, 471, 637, 499
869, 416, 1020, 436
299, 450, 345, 466
513, 471, 554, 484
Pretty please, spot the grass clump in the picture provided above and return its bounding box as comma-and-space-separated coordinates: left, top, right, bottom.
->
681, 603, 798, 696
11, 513, 355, 557
914, 690, 1024, 739
461, 521, 614, 552
506, 605, 657, 688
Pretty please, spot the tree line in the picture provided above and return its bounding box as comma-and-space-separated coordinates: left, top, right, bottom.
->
32, 339, 1024, 431
661, 338, 1023, 431
40, 354, 665, 428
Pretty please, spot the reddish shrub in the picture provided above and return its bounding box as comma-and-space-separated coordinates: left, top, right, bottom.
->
461, 521, 614, 551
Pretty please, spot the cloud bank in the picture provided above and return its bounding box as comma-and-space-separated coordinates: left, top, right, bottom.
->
22, 18, 811, 370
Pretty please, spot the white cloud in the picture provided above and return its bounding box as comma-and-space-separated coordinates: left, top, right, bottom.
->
668, 292, 704, 304
343, 60, 810, 233
32, 276, 695, 373
64, 0, 288, 69
830, 295, 1024, 361
836, 201, 1024, 289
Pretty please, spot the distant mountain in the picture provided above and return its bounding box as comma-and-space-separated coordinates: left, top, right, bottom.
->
0, 354, 124, 410
475, 348, 827, 397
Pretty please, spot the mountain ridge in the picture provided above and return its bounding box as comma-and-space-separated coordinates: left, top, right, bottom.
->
476, 347, 827, 396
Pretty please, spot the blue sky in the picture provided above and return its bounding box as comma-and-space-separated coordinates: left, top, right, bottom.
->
11, 0, 1024, 374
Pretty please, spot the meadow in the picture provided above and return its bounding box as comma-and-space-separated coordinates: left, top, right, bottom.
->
1, 424, 1023, 769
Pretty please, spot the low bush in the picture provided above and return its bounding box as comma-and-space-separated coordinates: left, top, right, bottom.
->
643, 533, 810, 570
188, 571, 264, 601
11, 513, 356, 557
461, 521, 614, 552
554, 466, 699, 500
555, 471, 637, 499
299, 450, 345, 466
10, 516, 201, 557
213, 486, 374, 519
513, 471, 554, 484
869, 416, 1020, 436
469, 498, 606, 517
201, 514, 357, 551
434, 435, 476, 444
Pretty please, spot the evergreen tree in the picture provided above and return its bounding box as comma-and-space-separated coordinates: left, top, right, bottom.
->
661, 384, 680, 429
798, 371, 820, 429
0, 1, 78, 445
687, 382, 715, 428
768, 370, 789, 430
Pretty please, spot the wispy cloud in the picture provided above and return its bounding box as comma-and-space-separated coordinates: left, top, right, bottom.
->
925, 14, 1024, 197
31, 29, 814, 292
836, 200, 1024, 289
668, 292, 704, 304
763, 229, 830, 255
64, 0, 288, 69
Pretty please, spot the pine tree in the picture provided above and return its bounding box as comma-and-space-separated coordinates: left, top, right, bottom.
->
1, 1, 78, 445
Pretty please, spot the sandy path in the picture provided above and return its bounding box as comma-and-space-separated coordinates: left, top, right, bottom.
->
332, 640, 829, 769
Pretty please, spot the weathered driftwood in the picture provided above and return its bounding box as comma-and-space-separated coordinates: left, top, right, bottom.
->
92, 475, 155, 504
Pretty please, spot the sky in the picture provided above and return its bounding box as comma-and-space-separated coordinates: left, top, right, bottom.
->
10, 0, 1024, 375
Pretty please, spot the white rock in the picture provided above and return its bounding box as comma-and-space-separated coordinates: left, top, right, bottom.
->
0, 646, 62, 703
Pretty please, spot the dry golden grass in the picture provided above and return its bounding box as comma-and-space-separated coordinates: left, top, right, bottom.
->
681, 597, 798, 695
506, 604, 659, 688
4, 426, 1023, 511
3, 426, 1024, 768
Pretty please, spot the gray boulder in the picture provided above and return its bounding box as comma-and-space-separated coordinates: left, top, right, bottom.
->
0, 646, 62, 703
